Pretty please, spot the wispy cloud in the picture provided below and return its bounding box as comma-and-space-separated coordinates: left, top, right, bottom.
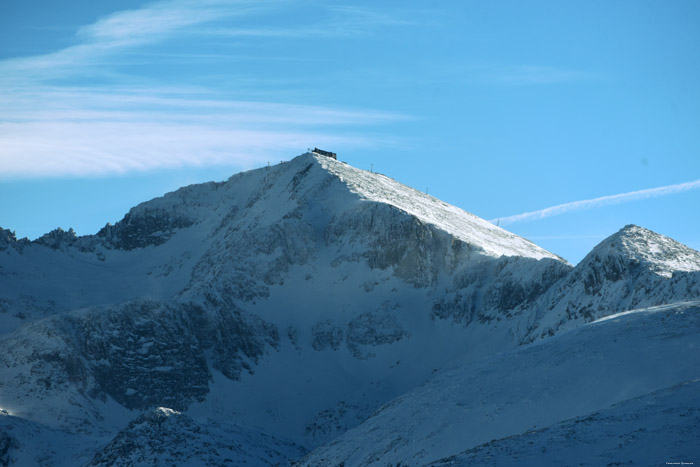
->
491, 179, 700, 225
0, 1, 245, 83
203, 4, 413, 39
0, 0, 410, 84
0, 0, 409, 178
0, 120, 370, 177
75, 0, 247, 46
0, 85, 403, 178
525, 234, 607, 241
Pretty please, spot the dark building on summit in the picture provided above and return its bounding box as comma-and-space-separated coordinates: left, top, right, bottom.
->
312, 148, 337, 160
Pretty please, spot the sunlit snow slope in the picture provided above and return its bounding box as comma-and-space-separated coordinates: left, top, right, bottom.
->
316, 155, 561, 261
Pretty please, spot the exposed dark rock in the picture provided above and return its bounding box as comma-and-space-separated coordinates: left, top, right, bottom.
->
311, 320, 344, 351
346, 310, 408, 359
88, 407, 306, 466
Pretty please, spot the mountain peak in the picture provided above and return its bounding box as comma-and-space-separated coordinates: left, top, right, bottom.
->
301, 152, 562, 261
586, 224, 700, 278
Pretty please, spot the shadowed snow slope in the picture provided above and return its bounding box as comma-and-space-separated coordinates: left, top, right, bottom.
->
431, 379, 700, 466
297, 302, 700, 466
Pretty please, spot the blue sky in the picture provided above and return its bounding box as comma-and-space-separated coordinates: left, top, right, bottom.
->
1, 0, 699, 264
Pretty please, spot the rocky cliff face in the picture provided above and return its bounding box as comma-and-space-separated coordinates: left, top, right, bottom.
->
0, 299, 280, 435
1, 153, 698, 465
87, 407, 306, 466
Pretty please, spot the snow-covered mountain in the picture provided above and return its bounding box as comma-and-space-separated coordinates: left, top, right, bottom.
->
1, 152, 698, 465
518, 224, 700, 342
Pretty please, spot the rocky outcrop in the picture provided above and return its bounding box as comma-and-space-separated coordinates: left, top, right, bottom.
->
0, 228, 29, 252
0, 299, 279, 432
88, 407, 306, 466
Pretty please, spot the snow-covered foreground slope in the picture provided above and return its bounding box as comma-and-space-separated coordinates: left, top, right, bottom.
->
297, 302, 700, 465
431, 379, 700, 466
1, 153, 699, 465
0, 410, 93, 467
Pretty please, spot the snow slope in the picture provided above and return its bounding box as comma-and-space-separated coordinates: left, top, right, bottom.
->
297, 302, 700, 465
0, 410, 94, 467
316, 156, 561, 261
431, 379, 700, 466
1, 153, 699, 465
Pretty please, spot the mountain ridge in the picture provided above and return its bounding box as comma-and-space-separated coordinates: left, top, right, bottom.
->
1, 153, 698, 465
2, 153, 563, 261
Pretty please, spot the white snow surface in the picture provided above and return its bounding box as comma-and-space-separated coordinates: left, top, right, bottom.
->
431, 379, 700, 466
297, 301, 700, 466
316, 154, 561, 261
87, 406, 306, 466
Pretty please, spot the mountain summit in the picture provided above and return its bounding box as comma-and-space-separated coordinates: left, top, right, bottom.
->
0, 153, 572, 463
518, 224, 700, 342
586, 224, 700, 278
309, 153, 561, 260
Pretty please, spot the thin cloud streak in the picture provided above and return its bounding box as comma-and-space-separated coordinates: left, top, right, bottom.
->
0, 86, 404, 178
0, 0, 258, 83
0, 82, 406, 178
75, 0, 243, 46
0, 120, 383, 178
204, 6, 413, 39
2, 86, 407, 126
492, 179, 700, 225
0, 0, 409, 84
417, 63, 605, 89
526, 234, 607, 240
